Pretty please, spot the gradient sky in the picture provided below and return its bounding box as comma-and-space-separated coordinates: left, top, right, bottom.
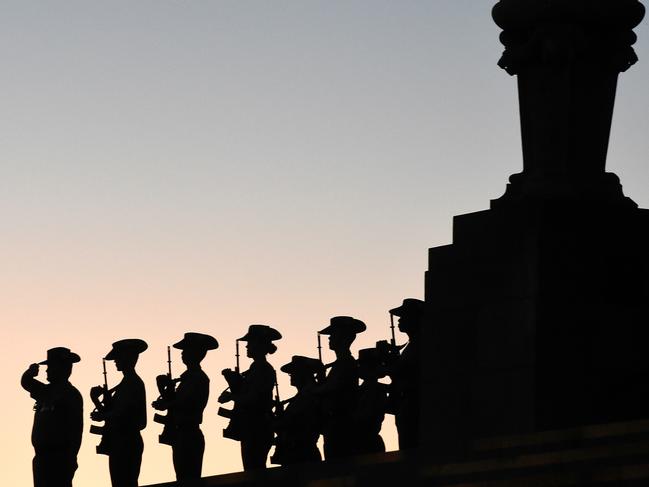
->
2, 2, 648, 486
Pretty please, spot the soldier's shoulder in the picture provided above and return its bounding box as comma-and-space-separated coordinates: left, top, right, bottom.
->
252, 360, 276, 373
194, 367, 210, 384
66, 382, 83, 401
253, 360, 276, 382
337, 354, 358, 370
122, 373, 146, 392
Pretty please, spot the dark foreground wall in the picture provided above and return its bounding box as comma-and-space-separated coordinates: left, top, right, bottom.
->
143, 419, 649, 487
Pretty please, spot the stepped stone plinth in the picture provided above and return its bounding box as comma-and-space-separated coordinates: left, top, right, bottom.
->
422, 0, 649, 455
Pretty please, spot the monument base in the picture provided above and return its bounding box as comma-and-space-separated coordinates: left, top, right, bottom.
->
142, 419, 649, 486
423, 195, 649, 453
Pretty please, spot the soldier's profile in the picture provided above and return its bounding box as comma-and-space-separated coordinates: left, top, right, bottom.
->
21, 347, 83, 487
271, 355, 324, 465
316, 316, 366, 460
152, 332, 218, 481
388, 298, 424, 449
218, 324, 282, 470
90, 339, 148, 487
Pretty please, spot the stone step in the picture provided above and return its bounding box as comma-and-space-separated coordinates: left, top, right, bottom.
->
143, 420, 649, 486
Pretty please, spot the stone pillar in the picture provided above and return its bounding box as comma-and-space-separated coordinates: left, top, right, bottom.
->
492, 0, 645, 204
421, 0, 648, 455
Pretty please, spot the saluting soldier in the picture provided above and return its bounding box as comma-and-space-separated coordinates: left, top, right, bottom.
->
271, 356, 323, 466
21, 347, 83, 487
152, 332, 218, 481
91, 339, 147, 487
388, 298, 424, 449
316, 316, 366, 460
355, 348, 388, 455
219, 325, 281, 470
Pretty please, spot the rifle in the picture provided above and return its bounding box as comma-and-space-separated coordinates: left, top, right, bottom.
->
218, 339, 243, 440
273, 380, 284, 417
152, 346, 177, 445
316, 333, 327, 383
381, 312, 405, 415
89, 359, 112, 455
317, 333, 322, 363
377, 312, 403, 366
315, 332, 335, 383
235, 338, 240, 374
269, 379, 289, 466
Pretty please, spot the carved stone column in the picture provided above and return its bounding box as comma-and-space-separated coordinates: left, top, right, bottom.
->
492, 0, 645, 205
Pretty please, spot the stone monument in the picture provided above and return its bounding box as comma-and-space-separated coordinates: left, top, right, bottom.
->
143, 3, 649, 485
423, 0, 648, 454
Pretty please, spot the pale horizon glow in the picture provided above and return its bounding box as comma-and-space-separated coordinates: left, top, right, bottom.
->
2, 2, 648, 486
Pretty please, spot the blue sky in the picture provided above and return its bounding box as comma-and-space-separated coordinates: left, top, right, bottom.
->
2, 2, 648, 485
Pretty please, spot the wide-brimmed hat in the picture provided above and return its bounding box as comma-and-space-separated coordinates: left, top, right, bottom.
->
357, 347, 380, 364
39, 347, 81, 365
173, 332, 219, 351
105, 339, 148, 360
238, 324, 282, 342
389, 298, 425, 318
319, 316, 366, 336
280, 355, 323, 375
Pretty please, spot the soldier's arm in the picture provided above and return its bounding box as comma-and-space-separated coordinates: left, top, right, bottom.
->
313, 362, 355, 395
100, 383, 133, 420
313, 372, 339, 395
162, 376, 194, 411
68, 388, 84, 456
21, 364, 46, 398
152, 375, 177, 411
231, 368, 274, 406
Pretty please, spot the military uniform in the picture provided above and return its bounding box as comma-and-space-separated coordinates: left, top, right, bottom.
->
391, 341, 420, 449
355, 348, 388, 455
272, 356, 323, 465
236, 359, 277, 469
171, 367, 209, 478
155, 332, 218, 481
95, 339, 148, 487
220, 324, 282, 470
317, 316, 366, 460
22, 348, 83, 487
388, 298, 424, 450
106, 374, 146, 487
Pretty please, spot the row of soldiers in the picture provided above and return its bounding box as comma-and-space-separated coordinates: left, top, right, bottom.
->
21, 298, 423, 487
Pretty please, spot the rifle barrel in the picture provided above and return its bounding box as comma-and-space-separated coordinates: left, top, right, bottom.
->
102, 359, 108, 390
166, 346, 172, 377
317, 333, 323, 362
235, 339, 240, 373
389, 313, 397, 347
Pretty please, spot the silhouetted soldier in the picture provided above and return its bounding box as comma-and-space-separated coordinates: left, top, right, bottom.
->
271, 356, 323, 466
91, 339, 147, 487
152, 332, 218, 481
316, 316, 366, 460
21, 347, 83, 487
219, 325, 281, 470
388, 298, 424, 449
355, 347, 388, 455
